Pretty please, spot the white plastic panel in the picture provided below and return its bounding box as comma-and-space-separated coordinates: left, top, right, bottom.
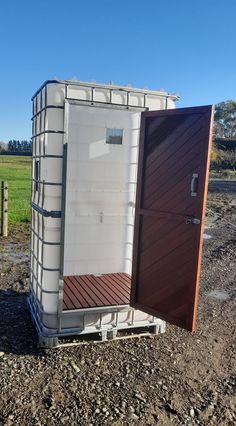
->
39, 304, 165, 335
146, 95, 165, 110
129, 92, 145, 107
67, 85, 92, 101
44, 108, 64, 132
61, 309, 164, 331
46, 82, 66, 106
166, 97, 176, 109
63, 104, 140, 276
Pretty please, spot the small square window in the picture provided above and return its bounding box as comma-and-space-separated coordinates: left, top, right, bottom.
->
106, 128, 123, 145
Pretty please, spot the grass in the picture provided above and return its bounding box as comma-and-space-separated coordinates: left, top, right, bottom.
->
0, 156, 31, 224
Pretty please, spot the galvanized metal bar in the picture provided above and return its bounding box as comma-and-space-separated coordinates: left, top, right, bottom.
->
65, 98, 146, 111
32, 130, 65, 138
98, 313, 102, 330
131, 309, 135, 326
40, 215, 45, 306
32, 178, 63, 186
43, 85, 47, 156
36, 211, 40, 301
57, 99, 69, 318
31, 271, 59, 294
39, 89, 42, 133
31, 79, 179, 102
31, 201, 61, 218
31, 105, 65, 120
42, 179, 45, 211
30, 249, 61, 272
32, 154, 63, 159
31, 80, 61, 101
30, 226, 61, 245
40, 215, 43, 306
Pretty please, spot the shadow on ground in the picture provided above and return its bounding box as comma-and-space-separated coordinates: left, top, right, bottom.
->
0, 289, 43, 356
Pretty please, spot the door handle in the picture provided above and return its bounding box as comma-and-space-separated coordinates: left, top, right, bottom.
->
185, 217, 201, 225
191, 173, 198, 197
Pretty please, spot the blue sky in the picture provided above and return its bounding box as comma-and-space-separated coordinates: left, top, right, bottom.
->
0, 0, 235, 141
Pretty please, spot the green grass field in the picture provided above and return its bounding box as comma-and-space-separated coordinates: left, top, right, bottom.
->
0, 155, 235, 226
0, 156, 31, 224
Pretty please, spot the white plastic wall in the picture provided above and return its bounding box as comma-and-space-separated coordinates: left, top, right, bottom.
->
63, 104, 140, 276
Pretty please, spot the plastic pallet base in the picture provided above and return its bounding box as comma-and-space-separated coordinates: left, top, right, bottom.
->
38, 323, 165, 348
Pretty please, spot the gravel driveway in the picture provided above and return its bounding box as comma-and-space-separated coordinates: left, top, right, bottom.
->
0, 192, 235, 426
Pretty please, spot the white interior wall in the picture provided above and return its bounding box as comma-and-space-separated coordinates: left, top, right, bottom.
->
63, 103, 140, 276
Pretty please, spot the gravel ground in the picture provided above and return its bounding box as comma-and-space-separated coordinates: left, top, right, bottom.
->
0, 192, 235, 426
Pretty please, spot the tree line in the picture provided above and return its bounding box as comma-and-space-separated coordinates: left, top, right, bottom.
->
0, 100, 235, 172
8, 139, 32, 152
0, 139, 32, 153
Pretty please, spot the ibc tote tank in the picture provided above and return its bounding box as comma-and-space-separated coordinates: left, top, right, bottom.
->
28, 79, 178, 347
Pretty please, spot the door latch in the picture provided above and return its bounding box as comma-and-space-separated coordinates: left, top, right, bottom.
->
185, 217, 201, 225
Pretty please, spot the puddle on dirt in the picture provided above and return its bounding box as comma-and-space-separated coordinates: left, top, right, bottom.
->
0, 243, 29, 264
207, 289, 230, 301
203, 233, 213, 240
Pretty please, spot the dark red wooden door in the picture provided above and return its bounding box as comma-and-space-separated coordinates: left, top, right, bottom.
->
130, 106, 214, 331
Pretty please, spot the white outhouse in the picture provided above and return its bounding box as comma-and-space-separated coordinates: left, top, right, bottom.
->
28, 79, 213, 347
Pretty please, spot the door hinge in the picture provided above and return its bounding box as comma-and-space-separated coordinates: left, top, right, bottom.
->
185, 217, 201, 225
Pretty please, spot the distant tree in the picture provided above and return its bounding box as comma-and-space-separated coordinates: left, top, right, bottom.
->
222, 150, 236, 170
214, 100, 236, 139
7, 139, 32, 152
211, 142, 224, 172
0, 141, 7, 152
8, 140, 15, 151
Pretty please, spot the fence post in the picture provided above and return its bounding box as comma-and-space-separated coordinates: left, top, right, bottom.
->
1, 181, 8, 237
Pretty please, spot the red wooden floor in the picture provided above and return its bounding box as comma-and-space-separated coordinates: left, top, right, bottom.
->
63, 273, 131, 310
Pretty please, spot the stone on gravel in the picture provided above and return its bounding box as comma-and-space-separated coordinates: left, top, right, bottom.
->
60, 416, 69, 424
199, 404, 214, 421
135, 393, 146, 403
70, 361, 80, 373
128, 413, 139, 420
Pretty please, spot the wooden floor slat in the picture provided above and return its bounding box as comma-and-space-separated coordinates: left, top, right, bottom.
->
103, 274, 130, 298
110, 274, 131, 295
64, 278, 83, 309
63, 273, 131, 311
99, 275, 127, 304
81, 275, 111, 305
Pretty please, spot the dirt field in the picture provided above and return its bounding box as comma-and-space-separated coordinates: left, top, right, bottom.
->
0, 192, 235, 426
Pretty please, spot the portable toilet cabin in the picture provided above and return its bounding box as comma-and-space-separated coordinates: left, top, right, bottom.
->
28, 79, 213, 347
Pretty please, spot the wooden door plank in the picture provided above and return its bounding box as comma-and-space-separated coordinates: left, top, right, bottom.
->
130, 106, 214, 331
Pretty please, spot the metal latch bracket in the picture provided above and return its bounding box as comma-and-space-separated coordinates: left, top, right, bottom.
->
185, 217, 201, 225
